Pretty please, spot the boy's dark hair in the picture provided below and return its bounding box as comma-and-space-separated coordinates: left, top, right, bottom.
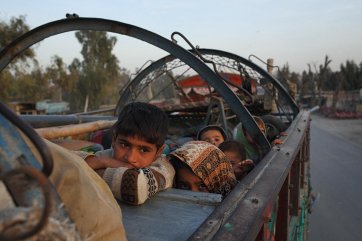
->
218, 140, 246, 161
196, 125, 227, 140
113, 102, 169, 148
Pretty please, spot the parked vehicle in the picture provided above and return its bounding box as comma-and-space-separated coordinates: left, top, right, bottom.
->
0, 17, 311, 241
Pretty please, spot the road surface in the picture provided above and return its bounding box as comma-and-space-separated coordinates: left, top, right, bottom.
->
308, 114, 362, 241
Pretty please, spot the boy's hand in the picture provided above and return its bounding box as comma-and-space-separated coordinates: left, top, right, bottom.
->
233, 159, 255, 180
240, 159, 254, 166
240, 159, 255, 173
272, 138, 284, 145
85, 155, 134, 170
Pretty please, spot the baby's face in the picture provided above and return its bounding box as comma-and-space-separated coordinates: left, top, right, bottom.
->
200, 130, 225, 147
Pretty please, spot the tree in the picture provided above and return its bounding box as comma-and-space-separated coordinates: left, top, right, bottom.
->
12, 64, 50, 102
68, 58, 83, 111
75, 30, 122, 111
0, 15, 35, 62
275, 63, 300, 99
0, 16, 37, 102
316, 55, 332, 105
340, 60, 361, 90
46, 55, 76, 102
275, 64, 290, 90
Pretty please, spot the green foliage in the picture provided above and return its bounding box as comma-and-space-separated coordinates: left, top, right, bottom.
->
340, 60, 362, 90
46, 55, 77, 102
12, 65, 51, 102
0, 15, 34, 62
0, 16, 37, 102
275, 63, 300, 96
300, 68, 316, 97
68, 58, 83, 111
0, 17, 129, 112
74, 30, 123, 110
275, 64, 290, 89
0, 69, 14, 102
270, 55, 362, 103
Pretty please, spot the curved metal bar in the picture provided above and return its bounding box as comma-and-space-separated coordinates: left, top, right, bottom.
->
171, 32, 255, 106
196, 49, 299, 117
118, 47, 299, 136
0, 166, 52, 241
249, 54, 281, 72
0, 17, 270, 155
0, 102, 53, 176
116, 57, 170, 109
118, 54, 273, 154
117, 54, 268, 151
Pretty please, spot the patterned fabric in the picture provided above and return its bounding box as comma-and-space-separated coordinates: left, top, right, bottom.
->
74, 149, 174, 205
97, 150, 174, 205
170, 141, 237, 197
143, 168, 158, 197
120, 168, 139, 204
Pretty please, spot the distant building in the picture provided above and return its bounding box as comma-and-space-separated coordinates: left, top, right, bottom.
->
8, 102, 45, 115
7, 100, 70, 115
36, 100, 70, 114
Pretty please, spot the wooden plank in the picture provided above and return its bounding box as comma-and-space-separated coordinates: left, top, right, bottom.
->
35, 120, 115, 139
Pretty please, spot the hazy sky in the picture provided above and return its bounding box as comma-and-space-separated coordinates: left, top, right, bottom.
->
1, 0, 362, 74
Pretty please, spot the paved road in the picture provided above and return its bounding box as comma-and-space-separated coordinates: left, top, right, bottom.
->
308, 114, 362, 241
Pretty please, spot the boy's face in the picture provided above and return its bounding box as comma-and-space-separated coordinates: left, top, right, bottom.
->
224, 151, 244, 180
200, 129, 225, 147
112, 134, 164, 168
176, 167, 209, 193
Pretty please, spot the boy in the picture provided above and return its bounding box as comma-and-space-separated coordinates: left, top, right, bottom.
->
79, 102, 175, 205
232, 116, 266, 164
196, 125, 227, 147
169, 141, 237, 197
218, 140, 254, 180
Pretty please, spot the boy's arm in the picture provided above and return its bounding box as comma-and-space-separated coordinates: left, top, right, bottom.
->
102, 156, 175, 205
86, 155, 133, 169
73, 150, 133, 169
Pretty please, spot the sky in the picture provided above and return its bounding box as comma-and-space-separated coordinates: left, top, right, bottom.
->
1, 0, 362, 74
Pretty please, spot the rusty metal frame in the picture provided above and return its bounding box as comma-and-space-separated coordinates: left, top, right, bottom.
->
193, 48, 299, 118
0, 17, 311, 241
0, 16, 270, 154
117, 48, 301, 156
117, 48, 299, 117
